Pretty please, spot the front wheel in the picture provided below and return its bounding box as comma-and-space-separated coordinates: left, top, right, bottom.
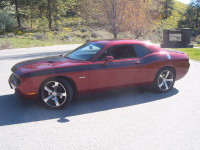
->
40, 79, 73, 109
153, 68, 175, 93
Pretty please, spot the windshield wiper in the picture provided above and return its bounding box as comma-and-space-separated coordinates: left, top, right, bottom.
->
64, 56, 71, 59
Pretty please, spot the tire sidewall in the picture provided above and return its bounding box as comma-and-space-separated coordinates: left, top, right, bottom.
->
154, 68, 175, 93
40, 78, 73, 109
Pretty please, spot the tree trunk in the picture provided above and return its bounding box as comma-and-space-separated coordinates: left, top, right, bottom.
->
135, 35, 140, 39
30, 8, 32, 28
15, 0, 21, 28
113, 33, 117, 39
48, 0, 52, 30
30, 2, 33, 28
113, 0, 117, 39
196, 6, 199, 29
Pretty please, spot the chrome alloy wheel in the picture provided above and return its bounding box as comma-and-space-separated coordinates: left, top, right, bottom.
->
158, 70, 174, 91
42, 81, 67, 108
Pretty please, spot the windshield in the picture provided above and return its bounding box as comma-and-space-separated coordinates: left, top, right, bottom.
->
64, 42, 105, 61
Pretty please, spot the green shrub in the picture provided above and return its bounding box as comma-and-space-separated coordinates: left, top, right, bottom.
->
0, 7, 16, 34
37, 16, 49, 36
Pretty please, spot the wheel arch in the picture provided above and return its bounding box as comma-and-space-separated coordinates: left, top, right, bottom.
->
38, 75, 78, 99
156, 65, 176, 77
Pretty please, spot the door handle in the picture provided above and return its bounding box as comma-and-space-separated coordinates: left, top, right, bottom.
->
134, 61, 140, 64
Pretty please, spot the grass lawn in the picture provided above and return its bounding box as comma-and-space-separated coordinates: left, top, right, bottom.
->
173, 48, 200, 61
0, 37, 84, 49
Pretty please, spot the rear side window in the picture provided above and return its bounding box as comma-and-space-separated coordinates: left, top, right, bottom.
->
133, 44, 150, 58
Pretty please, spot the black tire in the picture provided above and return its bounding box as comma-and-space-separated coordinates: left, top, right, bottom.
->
153, 68, 175, 93
40, 78, 73, 109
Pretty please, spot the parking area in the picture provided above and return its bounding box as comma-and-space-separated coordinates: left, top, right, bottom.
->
0, 45, 200, 150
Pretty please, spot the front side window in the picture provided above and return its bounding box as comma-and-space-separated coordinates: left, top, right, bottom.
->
64, 42, 104, 61
99, 45, 137, 60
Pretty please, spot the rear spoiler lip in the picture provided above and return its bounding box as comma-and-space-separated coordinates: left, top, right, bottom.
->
164, 49, 185, 54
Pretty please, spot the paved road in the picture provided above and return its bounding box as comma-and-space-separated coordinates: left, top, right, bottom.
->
0, 45, 200, 150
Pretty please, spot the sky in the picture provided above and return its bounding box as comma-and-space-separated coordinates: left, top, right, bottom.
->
177, 0, 191, 4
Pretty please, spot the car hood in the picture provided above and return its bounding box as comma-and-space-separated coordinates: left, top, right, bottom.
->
11, 55, 86, 76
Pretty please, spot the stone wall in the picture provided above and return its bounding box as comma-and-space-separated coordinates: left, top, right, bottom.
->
161, 28, 193, 48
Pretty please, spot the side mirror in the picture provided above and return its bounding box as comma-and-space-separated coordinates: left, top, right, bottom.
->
104, 56, 114, 64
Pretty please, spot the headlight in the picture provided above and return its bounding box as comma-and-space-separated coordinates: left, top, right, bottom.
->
9, 73, 21, 87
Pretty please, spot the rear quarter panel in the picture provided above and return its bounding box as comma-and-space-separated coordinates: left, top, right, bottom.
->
169, 52, 190, 80
139, 52, 189, 84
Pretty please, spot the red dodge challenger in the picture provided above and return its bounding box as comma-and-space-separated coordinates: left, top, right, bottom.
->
9, 40, 190, 108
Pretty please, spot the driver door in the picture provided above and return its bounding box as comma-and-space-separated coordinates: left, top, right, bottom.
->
88, 45, 142, 90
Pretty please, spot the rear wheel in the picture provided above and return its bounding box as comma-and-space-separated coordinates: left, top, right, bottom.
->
153, 68, 175, 93
40, 79, 73, 109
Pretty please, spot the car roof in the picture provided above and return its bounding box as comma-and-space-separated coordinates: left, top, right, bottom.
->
91, 39, 155, 46
91, 39, 141, 45
90, 39, 164, 53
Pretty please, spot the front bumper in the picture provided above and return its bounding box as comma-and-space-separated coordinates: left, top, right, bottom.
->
9, 82, 16, 89
8, 73, 42, 100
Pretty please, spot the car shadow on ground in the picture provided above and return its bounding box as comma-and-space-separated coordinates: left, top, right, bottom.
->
0, 87, 179, 126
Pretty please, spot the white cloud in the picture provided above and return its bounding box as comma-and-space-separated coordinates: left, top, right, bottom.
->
176, 0, 191, 4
